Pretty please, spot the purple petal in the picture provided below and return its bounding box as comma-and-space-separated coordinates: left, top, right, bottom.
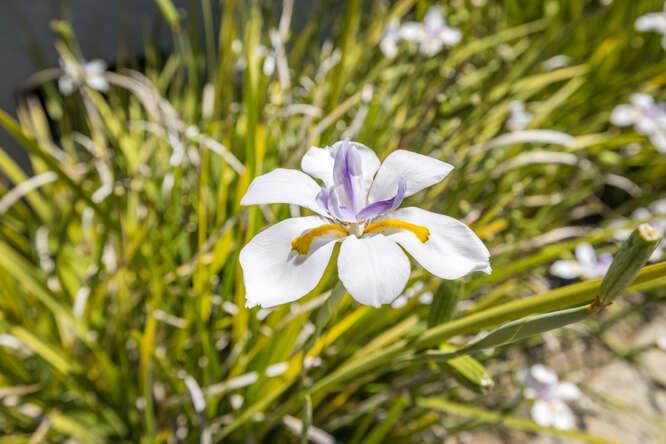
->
357, 177, 406, 220
333, 141, 364, 214
316, 186, 356, 221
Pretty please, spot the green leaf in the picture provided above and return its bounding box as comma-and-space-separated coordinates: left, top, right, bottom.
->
428, 280, 461, 327
440, 344, 494, 390
424, 306, 591, 362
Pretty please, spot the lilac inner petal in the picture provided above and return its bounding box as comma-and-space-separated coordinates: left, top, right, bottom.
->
316, 186, 356, 221
356, 177, 406, 220
596, 253, 613, 270
333, 141, 364, 214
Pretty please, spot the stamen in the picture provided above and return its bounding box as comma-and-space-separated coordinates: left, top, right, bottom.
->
291, 224, 349, 255
363, 220, 430, 243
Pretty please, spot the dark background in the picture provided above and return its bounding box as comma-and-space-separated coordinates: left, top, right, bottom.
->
0, 0, 190, 168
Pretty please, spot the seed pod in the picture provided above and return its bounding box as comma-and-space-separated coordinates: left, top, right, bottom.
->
599, 224, 662, 309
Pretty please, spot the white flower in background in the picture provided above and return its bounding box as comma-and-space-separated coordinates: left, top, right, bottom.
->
240, 141, 491, 308
58, 57, 109, 95
610, 93, 666, 152
380, 20, 401, 58
613, 199, 666, 262
635, 3, 666, 49
550, 243, 612, 280
507, 100, 532, 131
542, 54, 571, 71
400, 7, 461, 56
518, 364, 581, 430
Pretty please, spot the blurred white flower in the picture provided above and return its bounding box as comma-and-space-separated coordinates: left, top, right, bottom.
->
613, 199, 666, 262
381, 7, 461, 59
240, 141, 490, 308
380, 20, 401, 58
507, 100, 532, 132
611, 93, 666, 152
58, 57, 109, 95
542, 54, 571, 71
518, 364, 581, 430
400, 7, 461, 56
550, 243, 612, 280
635, 3, 666, 49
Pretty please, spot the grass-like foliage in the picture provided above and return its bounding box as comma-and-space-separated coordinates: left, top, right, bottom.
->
0, 0, 665, 442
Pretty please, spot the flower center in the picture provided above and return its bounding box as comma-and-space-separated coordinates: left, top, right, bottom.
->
363, 220, 430, 243
291, 224, 349, 255
291, 220, 429, 256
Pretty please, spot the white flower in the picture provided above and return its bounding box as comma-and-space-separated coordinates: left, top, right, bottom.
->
542, 54, 571, 71
239, 141, 491, 308
613, 199, 666, 262
550, 243, 612, 280
518, 364, 581, 430
58, 57, 109, 95
610, 94, 666, 153
507, 100, 532, 132
399, 7, 461, 56
635, 3, 666, 49
380, 20, 401, 58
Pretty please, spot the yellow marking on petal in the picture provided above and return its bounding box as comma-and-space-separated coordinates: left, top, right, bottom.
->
363, 220, 430, 243
291, 224, 349, 255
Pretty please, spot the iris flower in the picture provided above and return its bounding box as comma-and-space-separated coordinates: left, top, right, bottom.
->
610, 93, 666, 153
399, 6, 461, 56
58, 57, 109, 96
518, 364, 581, 430
550, 243, 612, 280
239, 141, 491, 308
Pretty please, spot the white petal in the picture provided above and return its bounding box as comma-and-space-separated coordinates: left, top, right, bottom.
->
337, 235, 410, 307
301, 147, 335, 186
381, 207, 490, 279
423, 6, 445, 30
651, 198, 666, 215
635, 116, 658, 134
555, 382, 581, 401
609, 105, 635, 127
530, 399, 554, 427
551, 402, 576, 430
420, 38, 445, 56
87, 74, 109, 92
380, 38, 398, 58
369, 150, 453, 201
58, 77, 75, 95
550, 260, 583, 279
398, 22, 424, 42
530, 364, 558, 385
240, 216, 336, 307
635, 13, 666, 33
439, 27, 462, 45
630, 93, 654, 109
649, 130, 666, 153
241, 168, 324, 214
85, 59, 107, 74
574, 243, 596, 268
